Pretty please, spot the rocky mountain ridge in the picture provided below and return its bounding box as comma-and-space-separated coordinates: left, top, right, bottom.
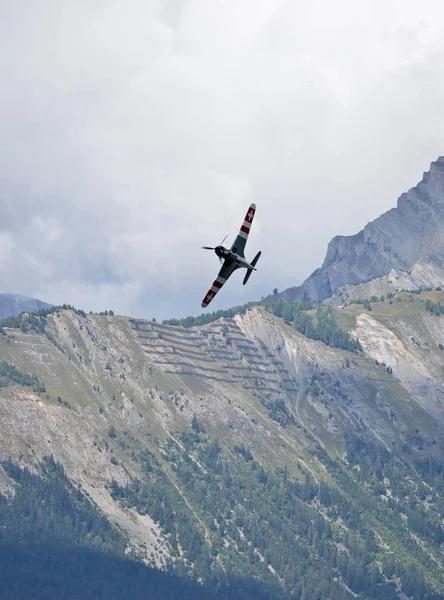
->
277, 156, 444, 304
0, 293, 52, 319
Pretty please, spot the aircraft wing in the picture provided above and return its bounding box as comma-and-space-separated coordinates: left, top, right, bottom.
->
230, 203, 256, 258
201, 261, 238, 308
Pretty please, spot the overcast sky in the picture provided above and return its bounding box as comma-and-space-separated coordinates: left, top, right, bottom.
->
1, 0, 444, 320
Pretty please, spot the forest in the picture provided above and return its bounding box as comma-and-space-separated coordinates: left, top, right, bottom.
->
109, 429, 444, 599
0, 457, 277, 600
0, 361, 46, 393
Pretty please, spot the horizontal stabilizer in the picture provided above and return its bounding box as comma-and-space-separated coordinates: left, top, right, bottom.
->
243, 251, 261, 285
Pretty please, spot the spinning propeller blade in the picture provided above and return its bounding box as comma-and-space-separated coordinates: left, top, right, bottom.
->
202, 234, 227, 263
202, 234, 227, 251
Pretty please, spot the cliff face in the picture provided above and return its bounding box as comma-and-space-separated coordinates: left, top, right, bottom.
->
278, 156, 444, 303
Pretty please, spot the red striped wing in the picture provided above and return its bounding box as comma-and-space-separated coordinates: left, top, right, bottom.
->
230, 203, 256, 257
240, 203, 256, 235
201, 263, 237, 308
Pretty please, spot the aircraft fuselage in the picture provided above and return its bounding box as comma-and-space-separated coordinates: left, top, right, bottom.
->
215, 246, 255, 270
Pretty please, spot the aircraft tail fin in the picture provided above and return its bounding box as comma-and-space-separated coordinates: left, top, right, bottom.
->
243, 251, 261, 285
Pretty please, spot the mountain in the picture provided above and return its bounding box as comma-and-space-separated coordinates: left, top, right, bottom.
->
0, 293, 52, 319
0, 301, 443, 599
2, 156, 444, 599
276, 156, 444, 304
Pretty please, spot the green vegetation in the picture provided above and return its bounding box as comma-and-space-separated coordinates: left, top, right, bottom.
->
164, 288, 444, 331
2, 434, 442, 599
346, 295, 389, 309
164, 300, 360, 352
312, 435, 444, 598
265, 302, 361, 352
0, 304, 116, 336
109, 431, 443, 599
259, 396, 296, 427
345, 287, 444, 310
425, 298, 444, 315
0, 457, 273, 600
162, 300, 314, 328
0, 360, 45, 392
1, 456, 125, 553
191, 414, 206, 433
111, 438, 345, 599
0, 304, 78, 334
108, 425, 117, 438
0, 295, 357, 353
57, 395, 72, 408
163, 301, 261, 327
342, 435, 444, 548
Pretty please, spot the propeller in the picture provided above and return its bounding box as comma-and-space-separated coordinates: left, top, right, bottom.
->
202, 234, 228, 264
201, 234, 228, 252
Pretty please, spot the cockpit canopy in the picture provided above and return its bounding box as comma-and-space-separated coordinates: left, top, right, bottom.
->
215, 246, 231, 259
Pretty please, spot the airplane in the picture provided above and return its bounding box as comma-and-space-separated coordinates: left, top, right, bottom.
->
201, 203, 261, 308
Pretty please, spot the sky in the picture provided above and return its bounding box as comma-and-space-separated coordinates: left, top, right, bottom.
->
1, 0, 444, 320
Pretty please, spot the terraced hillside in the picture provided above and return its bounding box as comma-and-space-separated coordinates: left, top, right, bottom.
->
0, 300, 443, 599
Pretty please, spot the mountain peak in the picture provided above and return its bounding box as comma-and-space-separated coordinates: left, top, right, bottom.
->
0, 293, 52, 320
277, 156, 444, 303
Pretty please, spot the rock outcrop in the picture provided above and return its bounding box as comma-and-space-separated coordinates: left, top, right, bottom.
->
277, 156, 444, 303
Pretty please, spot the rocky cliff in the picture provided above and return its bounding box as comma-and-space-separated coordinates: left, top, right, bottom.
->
277, 156, 444, 303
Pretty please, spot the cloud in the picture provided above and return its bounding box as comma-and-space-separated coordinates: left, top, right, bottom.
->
1, 0, 444, 319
